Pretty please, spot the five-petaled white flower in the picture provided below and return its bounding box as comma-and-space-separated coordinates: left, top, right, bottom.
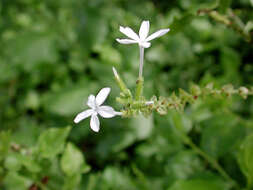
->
116, 20, 170, 48
74, 87, 122, 132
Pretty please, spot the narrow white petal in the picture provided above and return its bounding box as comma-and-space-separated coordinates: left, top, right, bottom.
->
119, 26, 140, 41
146, 28, 170, 41
98, 106, 117, 118
139, 42, 151, 48
139, 20, 150, 41
96, 87, 111, 106
87, 95, 96, 109
116, 38, 138, 44
74, 109, 94, 123
90, 114, 100, 132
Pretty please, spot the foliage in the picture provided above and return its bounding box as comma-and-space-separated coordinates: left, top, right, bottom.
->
0, 0, 253, 190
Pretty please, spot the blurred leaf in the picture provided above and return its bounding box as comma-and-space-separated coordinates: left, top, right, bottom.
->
168, 177, 228, 190
43, 81, 98, 116
188, 0, 219, 14
4, 172, 32, 190
238, 134, 253, 187
165, 151, 204, 181
78, 8, 108, 48
38, 126, 71, 158
12, 118, 43, 146
130, 115, 154, 140
19, 154, 41, 173
93, 44, 122, 66
100, 167, 138, 190
220, 47, 240, 83
63, 174, 82, 190
169, 14, 194, 35
4, 153, 22, 171
24, 91, 40, 110
61, 142, 90, 176
97, 116, 153, 158
169, 111, 193, 134
97, 131, 135, 157
218, 0, 232, 13
6, 32, 57, 71
201, 114, 245, 158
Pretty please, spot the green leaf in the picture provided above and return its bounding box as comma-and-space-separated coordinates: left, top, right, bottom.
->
220, 47, 240, 83
43, 81, 98, 116
4, 172, 32, 190
4, 152, 41, 173
93, 44, 122, 66
188, 0, 219, 14
61, 142, 90, 176
130, 115, 154, 140
79, 8, 108, 48
169, 111, 193, 134
63, 174, 82, 190
5, 32, 58, 71
201, 114, 245, 158
100, 166, 138, 190
218, 0, 232, 13
169, 14, 194, 35
19, 154, 41, 173
38, 126, 71, 158
238, 134, 253, 187
165, 151, 204, 181
168, 178, 228, 190
4, 153, 22, 171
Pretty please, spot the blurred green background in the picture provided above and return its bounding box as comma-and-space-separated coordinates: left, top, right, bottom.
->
0, 0, 253, 189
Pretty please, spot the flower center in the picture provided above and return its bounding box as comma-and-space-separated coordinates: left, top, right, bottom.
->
93, 104, 99, 113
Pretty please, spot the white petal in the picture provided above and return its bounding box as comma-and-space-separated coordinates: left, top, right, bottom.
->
87, 95, 96, 109
119, 26, 140, 41
146, 28, 170, 41
139, 20, 150, 41
116, 38, 138, 44
96, 87, 111, 106
74, 109, 94, 123
139, 42, 151, 48
98, 106, 117, 118
90, 114, 100, 132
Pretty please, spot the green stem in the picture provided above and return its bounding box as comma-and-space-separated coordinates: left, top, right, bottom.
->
209, 11, 231, 25
208, 10, 251, 42
135, 76, 144, 101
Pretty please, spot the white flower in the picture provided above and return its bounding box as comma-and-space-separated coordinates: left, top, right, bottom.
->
74, 87, 122, 132
116, 20, 170, 48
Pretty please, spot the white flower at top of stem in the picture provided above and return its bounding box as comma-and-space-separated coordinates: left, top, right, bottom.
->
116, 20, 170, 48
74, 87, 122, 132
